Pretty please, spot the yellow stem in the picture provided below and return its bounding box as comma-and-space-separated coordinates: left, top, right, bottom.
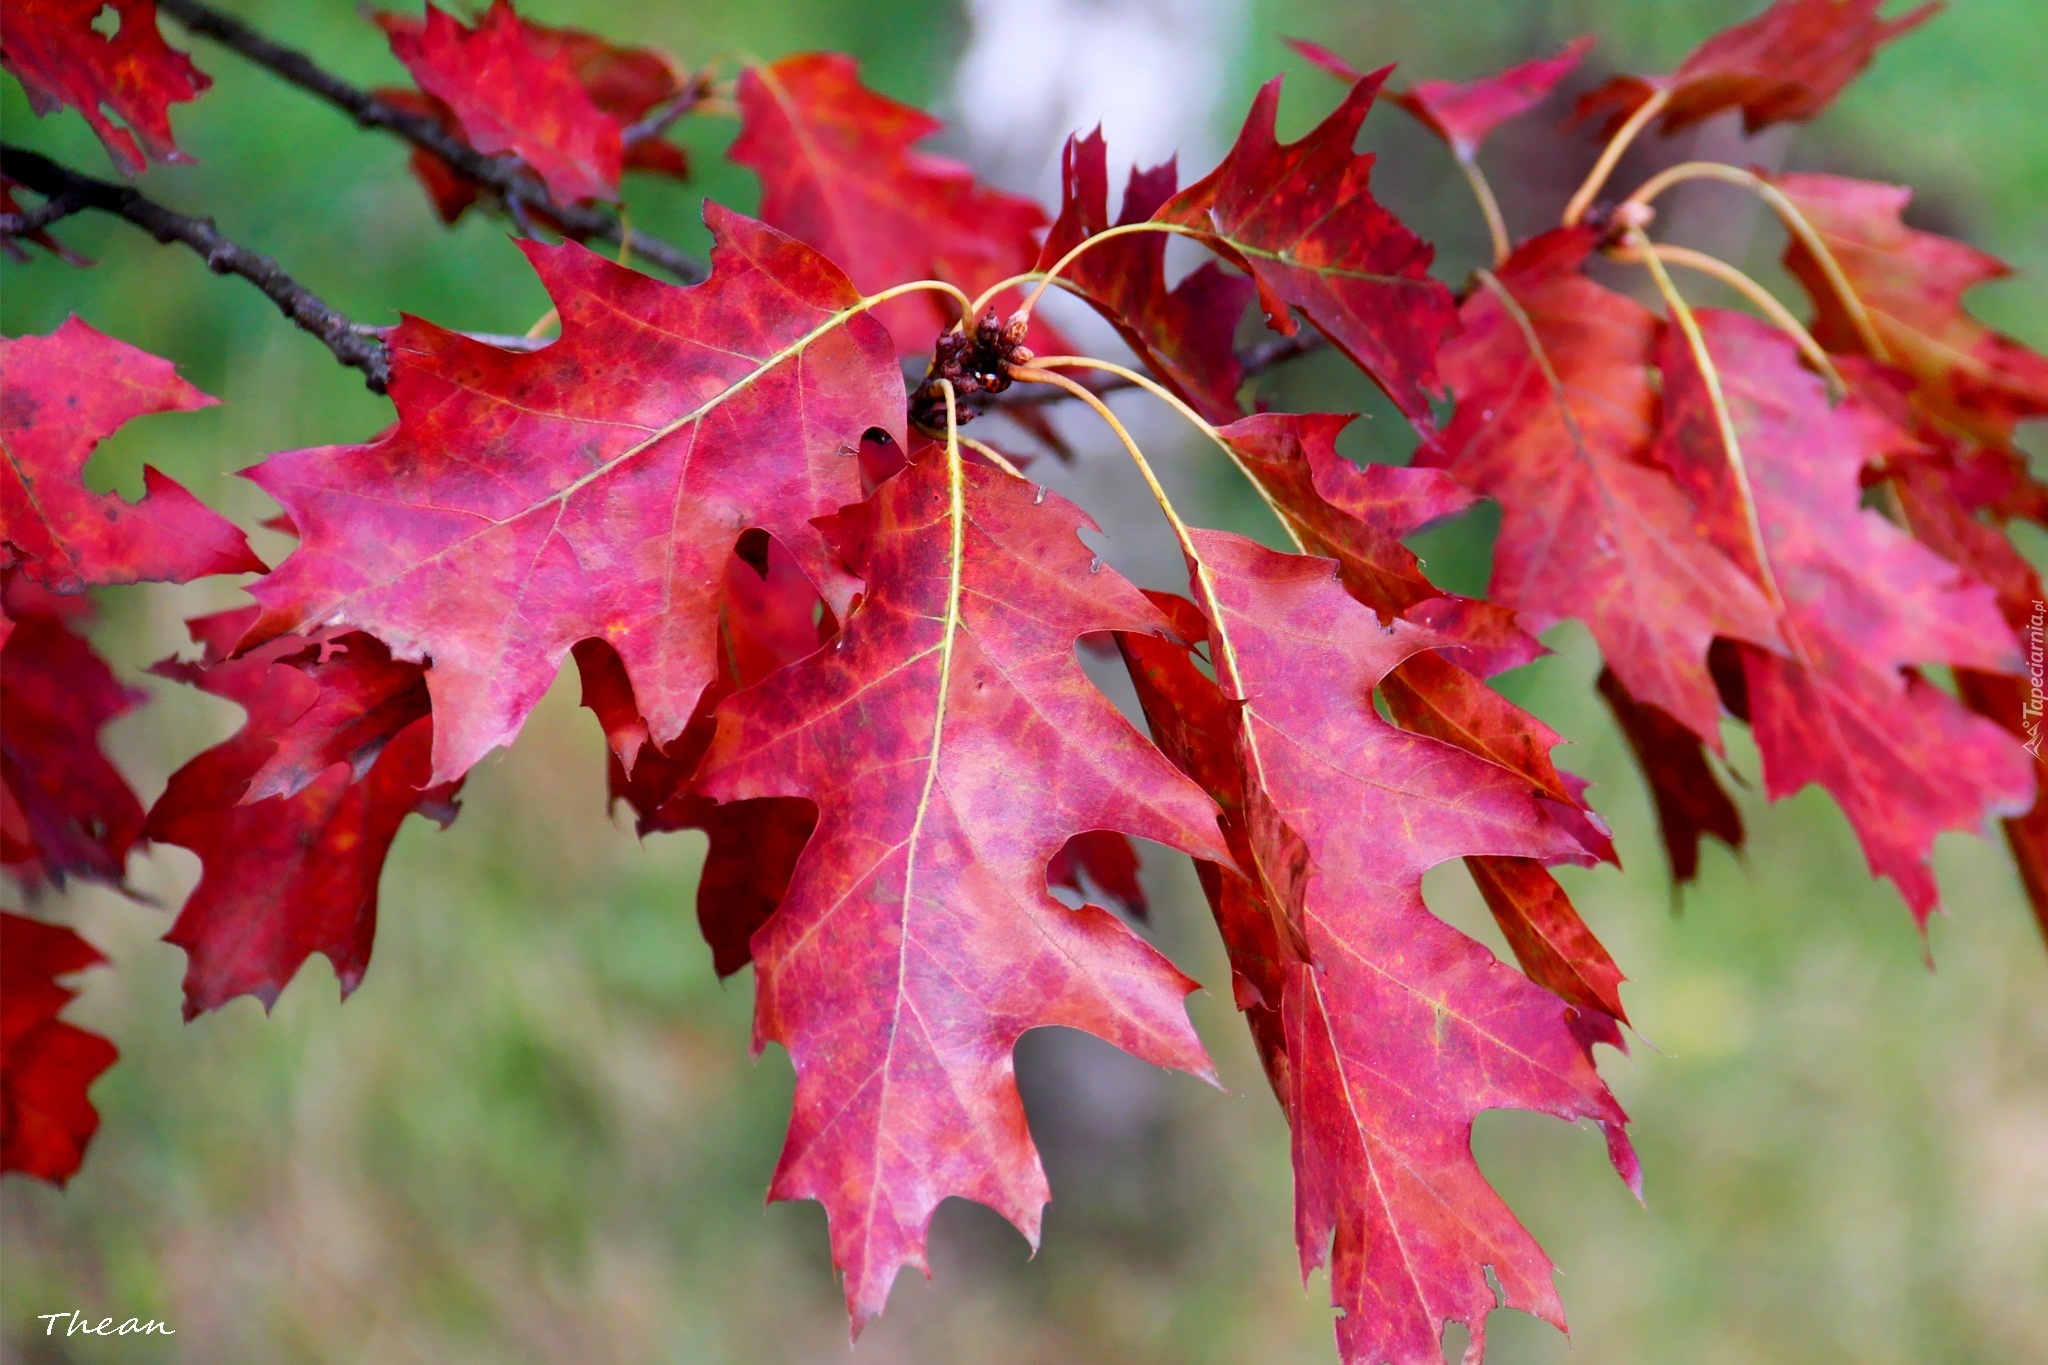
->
1626, 227, 1786, 615
1458, 155, 1512, 266
959, 434, 1025, 478
1563, 87, 1670, 227
1609, 241, 1845, 396
1027, 355, 1305, 552
1621, 161, 1888, 362
971, 221, 1210, 322
524, 307, 560, 340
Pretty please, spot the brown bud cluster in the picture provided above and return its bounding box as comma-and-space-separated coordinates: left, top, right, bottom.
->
908, 308, 1034, 434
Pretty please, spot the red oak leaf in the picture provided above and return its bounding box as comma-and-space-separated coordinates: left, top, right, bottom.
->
0, 0, 209, 176
1576, 0, 1938, 138
1127, 532, 1632, 1365
1595, 666, 1744, 885
1656, 310, 2031, 920
1878, 413, 2048, 940
1421, 228, 1781, 741
1298, 36, 1593, 163
244, 208, 901, 784
1036, 130, 1254, 424
0, 911, 117, 1185
146, 607, 459, 1018
1, 589, 145, 890
1154, 69, 1458, 434
381, 1, 622, 207
373, 10, 692, 226
575, 533, 828, 979
693, 452, 1229, 1328
731, 53, 1054, 358
1465, 857, 1628, 1030
1772, 172, 2048, 444
2, 317, 261, 592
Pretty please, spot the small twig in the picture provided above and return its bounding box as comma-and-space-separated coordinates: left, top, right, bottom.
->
0, 188, 86, 236
155, 0, 708, 284
1, 146, 392, 391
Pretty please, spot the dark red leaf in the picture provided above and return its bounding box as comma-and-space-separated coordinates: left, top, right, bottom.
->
2, 317, 261, 592
1154, 70, 1458, 434
380, 1, 623, 206
244, 209, 900, 784
0, 910, 117, 1185
695, 452, 1229, 1327
1045, 829, 1147, 920
1422, 228, 1782, 741
731, 53, 1055, 357
1464, 855, 1628, 1027
1596, 666, 1744, 884
145, 608, 460, 1018
1036, 129, 1253, 423
1576, 0, 1938, 137
0, 591, 145, 891
0, 0, 209, 175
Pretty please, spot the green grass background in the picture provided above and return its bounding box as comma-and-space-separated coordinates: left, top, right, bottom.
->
3, 1, 2045, 1361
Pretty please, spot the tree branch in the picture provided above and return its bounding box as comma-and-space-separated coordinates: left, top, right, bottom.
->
2, 146, 393, 391
155, 0, 709, 285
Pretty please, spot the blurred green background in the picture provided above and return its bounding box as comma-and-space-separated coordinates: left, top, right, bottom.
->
4, 1, 2045, 1362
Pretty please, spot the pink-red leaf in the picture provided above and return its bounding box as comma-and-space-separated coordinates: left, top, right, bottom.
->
1422, 229, 1782, 741
1154, 70, 1458, 434
694, 453, 1229, 1328
731, 53, 1054, 357
244, 209, 900, 785
146, 607, 459, 1018
0, 910, 117, 1185
2, 317, 261, 592
1772, 171, 2048, 444
1, 0, 209, 175
1595, 666, 1744, 884
1577, 0, 1938, 137
1132, 531, 1633, 1365
1655, 310, 2031, 920
380, 1, 623, 206
1037, 130, 1253, 424
1387, 37, 1595, 162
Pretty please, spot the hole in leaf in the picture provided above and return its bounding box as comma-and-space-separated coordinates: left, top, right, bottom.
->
91, 3, 120, 39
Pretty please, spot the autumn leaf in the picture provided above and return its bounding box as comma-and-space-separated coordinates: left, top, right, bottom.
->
1291, 34, 1589, 164
693, 451, 1229, 1327
1772, 171, 2048, 444
1422, 228, 1781, 742
373, 8, 693, 226
1576, 0, 1938, 138
731, 53, 1054, 358
1127, 531, 1633, 1365
244, 207, 901, 784
1595, 665, 1744, 885
0, 910, 118, 1185
0, 0, 210, 175
1153, 68, 1458, 434
574, 533, 827, 980
1036, 129, 1253, 424
1656, 309, 2031, 920
146, 607, 459, 1019
2, 317, 261, 593
380, 1, 623, 207
1, 588, 145, 891
1046, 829, 1147, 920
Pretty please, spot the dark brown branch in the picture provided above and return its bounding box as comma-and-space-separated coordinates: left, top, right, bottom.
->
155, 0, 708, 284
2, 146, 393, 391
0, 188, 87, 236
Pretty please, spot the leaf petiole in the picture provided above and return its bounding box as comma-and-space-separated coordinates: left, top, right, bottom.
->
1562, 87, 1670, 227
1607, 239, 1845, 397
